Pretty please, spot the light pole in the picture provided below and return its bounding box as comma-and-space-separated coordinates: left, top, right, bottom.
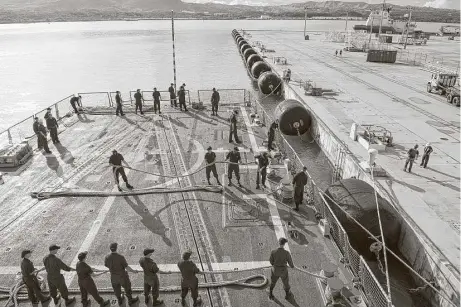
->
378, 0, 386, 39
304, 6, 308, 38
171, 10, 177, 94
404, 6, 412, 49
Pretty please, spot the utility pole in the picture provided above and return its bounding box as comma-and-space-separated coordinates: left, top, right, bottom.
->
345, 10, 349, 31
304, 6, 308, 38
368, 15, 374, 45
404, 6, 412, 49
171, 10, 177, 94
378, 0, 386, 40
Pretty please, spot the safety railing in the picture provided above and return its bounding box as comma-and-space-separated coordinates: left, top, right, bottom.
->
78, 92, 112, 108
250, 96, 392, 307
197, 89, 247, 105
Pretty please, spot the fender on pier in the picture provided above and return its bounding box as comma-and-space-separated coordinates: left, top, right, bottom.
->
243, 48, 257, 60
258, 71, 282, 95
251, 61, 271, 79
274, 99, 312, 135
240, 44, 251, 54
247, 54, 262, 70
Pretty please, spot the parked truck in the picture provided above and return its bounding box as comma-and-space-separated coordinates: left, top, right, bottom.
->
427, 73, 460, 106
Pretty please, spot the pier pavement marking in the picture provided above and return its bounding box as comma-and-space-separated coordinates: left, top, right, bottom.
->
0, 261, 272, 275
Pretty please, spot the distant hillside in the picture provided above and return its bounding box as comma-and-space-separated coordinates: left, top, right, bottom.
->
0, 0, 459, 24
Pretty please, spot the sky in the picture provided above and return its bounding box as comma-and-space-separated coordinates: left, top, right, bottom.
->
184, 0, 460, 9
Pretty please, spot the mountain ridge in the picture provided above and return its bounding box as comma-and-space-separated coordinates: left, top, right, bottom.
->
0, 0, 459, 23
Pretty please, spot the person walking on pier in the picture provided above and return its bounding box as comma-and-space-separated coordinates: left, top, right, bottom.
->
76, 252, 110, 307
46, 113, 60, 144
292, 167, 308, 211
33, 117, 43, 150
104, 243, 140, 306
21, 250, 51, 304
139, 248, 169, 306
226, 146, 242, 187
178, 251, 201, 307
205, 146, 221, 185
228, 110, 241, 143
178, 86, 188, 112
404, 144, 419, 173
255, 152, 269, 190
37, 119, 51, 154
152, 87, 161, 114
269, 237, 294, 301
168, 83, 177, 107
420, 143, 433, 168
211, 88, 220, 116
109, 149, 134, 192
43, 244, 76, 306
267, 120, 279, 150
70, 96, 82, 114
115, 91, 125, 116
134, 89, 144, 115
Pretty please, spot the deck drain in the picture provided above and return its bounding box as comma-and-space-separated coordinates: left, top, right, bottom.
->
47, 230, 53, 234
5, 248, 11, 252
89, 209, 94, 213
258, 242, 264, 247
175, 299, 180, 303
129, 245, 136, 250
66, 247, 71, 251
440, 138, 448, 140
234, 268, 239, 271
143, 208, 149, 212
42, 210, 47, 214
302, 265, 307, 269
107, 229, 111, 232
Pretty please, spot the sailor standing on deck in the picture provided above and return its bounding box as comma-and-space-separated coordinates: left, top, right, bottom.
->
178, 251, 201, 307
292, 167, 308, 211
228, 110, 241, 143
104, 243, 140, 306
168, 83, 177, 107
76, 252, 110, 307
178, 86, 188, 112
43, 244, 76, 306
420, 143, 433, 168
70, 96, 82, 114
204, 146, 221, 186
33, 117, 43, 150
211, 88, 220, 116
37, 119, 51, 154
152, 87, 162, 114
109, 149, 134, 192
139, 248, 169, 306
225, 146, 242, 187
46, 113, 60, 144
267, 120, 279, 150
255, 151, 269, 189
21, 250, 51, 304
134, 89, 144, 115
269, 237, 294, 301
115, 91, 125, 116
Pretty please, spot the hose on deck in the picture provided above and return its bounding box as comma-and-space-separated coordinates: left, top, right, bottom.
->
1, 266, 325, 307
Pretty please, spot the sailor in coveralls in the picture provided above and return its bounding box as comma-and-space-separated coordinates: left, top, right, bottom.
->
76, 251, 110, 307
178, 251, 201, 307
292, 166, 308, 211
269, 237, 294, 300
21, 250, 50, 304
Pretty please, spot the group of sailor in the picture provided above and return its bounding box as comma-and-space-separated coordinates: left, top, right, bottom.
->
21, 244, 204, 307
32, 108, 61, 154
21, 238, 295, 307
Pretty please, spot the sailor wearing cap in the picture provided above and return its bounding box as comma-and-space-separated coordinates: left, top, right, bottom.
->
134, 89, 145, 115
104, 243, 139, 306
139, 248, 169, 305
178, 86, 188, 112
152, 87, 162, 114
225, 146, 242, 187
210, 88, 220, 116
177, 251, 201, 307
44, 108, 52, 120
168, 83, 177, 107
255, 151, 269, 189
109, 149, 134, 192
115, 91, 124, 116
21, 250, 51, 304
269, 238, 294, 301
76, 252, 110, 307
228, 110, 241, 143
32, 117, 43, 150
43, 244, 76, 306
420, 143, 433, 168
204, 146, 221, 186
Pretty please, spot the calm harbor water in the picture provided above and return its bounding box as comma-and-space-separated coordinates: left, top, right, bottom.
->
0, 19, 453, 131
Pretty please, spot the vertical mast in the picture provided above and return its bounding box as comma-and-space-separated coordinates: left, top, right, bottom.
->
378, 0, 385, 40
304, 7, 307, 38
171, 10, 177, 93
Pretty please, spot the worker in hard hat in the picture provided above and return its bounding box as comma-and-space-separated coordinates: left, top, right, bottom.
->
255, 152, 269, 189
225, 146, 242, 187
420, 143, 433, 168
228, 110, 241, 143
404, 144, 419, 173
21, 250, 51, 304
76, 252, 110, 307
292, 166, 308, 211
104, 243, 140, 306
211, 88, 220, 116
177, 251, 201, 307
109, 150, 134, 192
267, 119, 279, 150
139, 248, 169, 306
205, 146, 221, 185
269, 237, 294, 300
